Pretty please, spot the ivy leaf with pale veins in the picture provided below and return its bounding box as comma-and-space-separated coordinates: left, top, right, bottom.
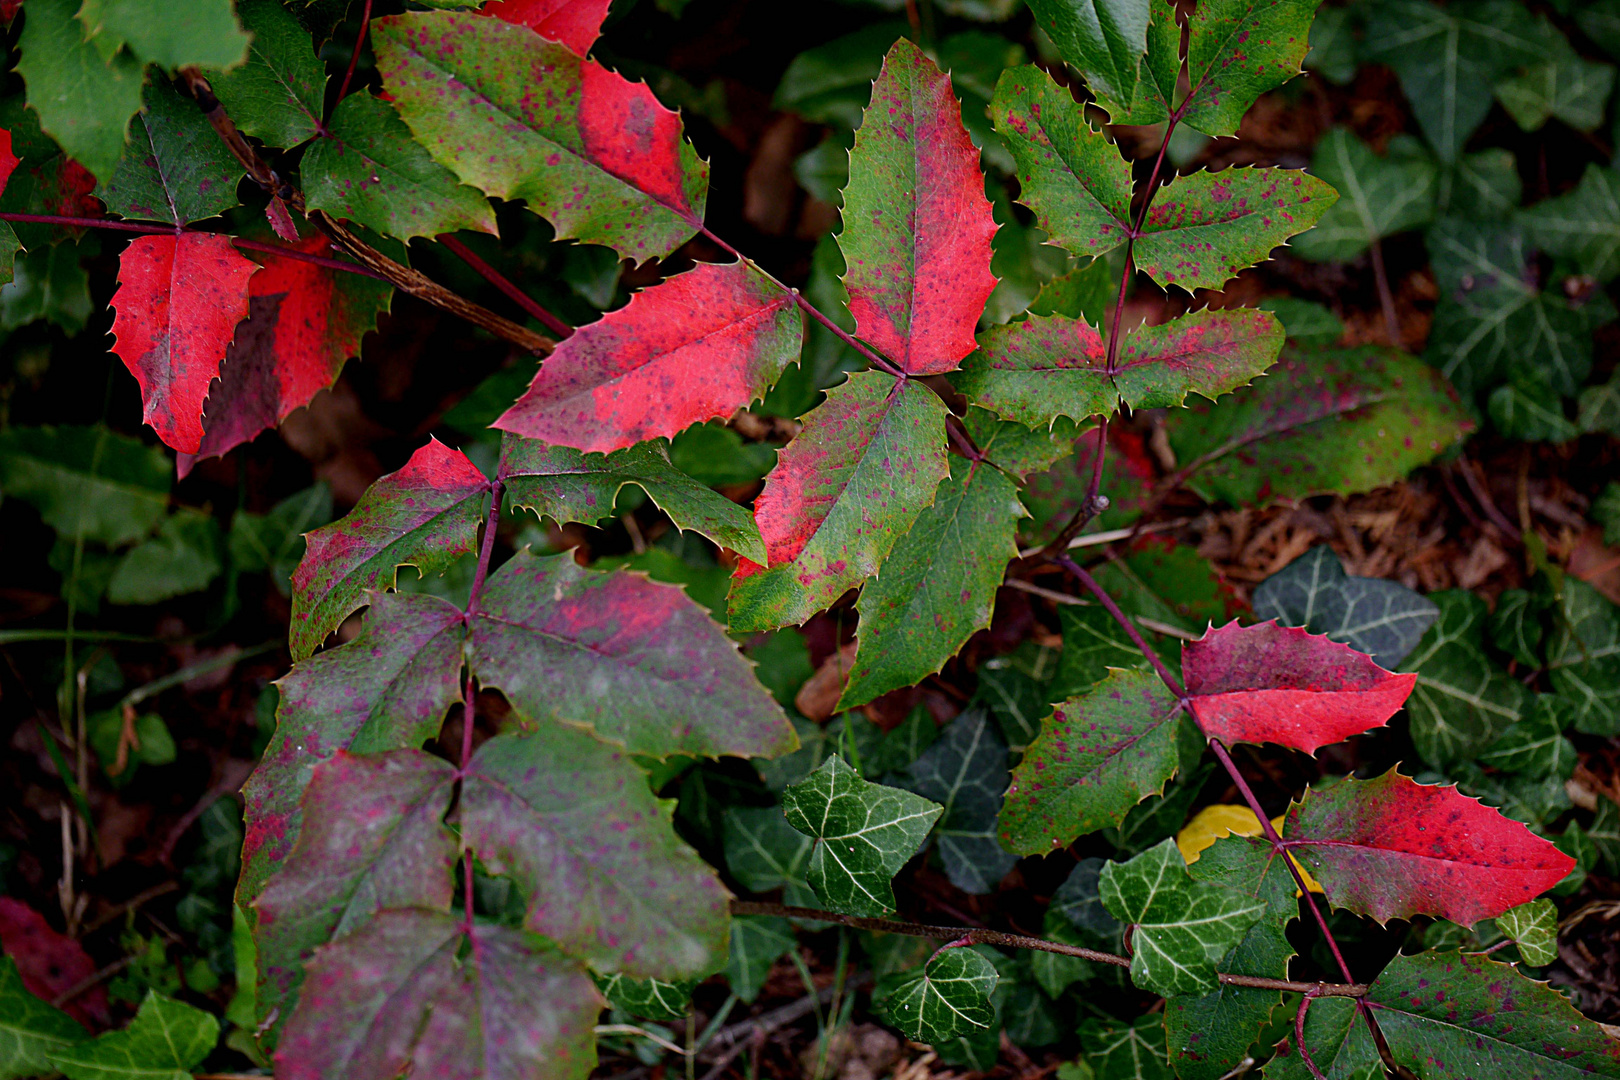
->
1495, 898, 1557, 966
0, 956, 85, 1080
460, 727, 732, 978
839, 38, 997, 375
1024, 0, 1167, 123
1479, 695, 1576, 779
207, 0, 327, 149
288, 439, 488, 660
593, 973, 696, 1022
97, 80, 242, 226
274, 910, 601, 1080
1114, 308, 1283, 408
879, 947, 999, 1043
1080, 1014, 1172, 1080
1523, 163, 1620, 284
49, 992, 216, 1080
1290, 129, 1436, 262
781, 754, 943, 917
1051, 604, 1156, 699
372, 11, 708, 261
1400, 590, 1529, 769
1178, 0, 1322, 138
999, 669, 1182, 856
15, 0, 145, 184
1496, 32, 1615, 134
1252, 544, 1438, 668
728, 373, 949, 633
893, 708, 1017, 895
1549, 578, 1620, 735
839, 459, 1023, 709
722, 806, 813, 895
725, 916, 796, 1003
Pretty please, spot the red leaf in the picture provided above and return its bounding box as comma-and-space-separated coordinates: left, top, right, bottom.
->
1283, 770, 1577, 924
495, 260, 801, 453
109, 233, 258, 453
0, 897, 109, 1028
1182, 621, 1416, 753
481, 0, 610, 55
0, 128, 19, 196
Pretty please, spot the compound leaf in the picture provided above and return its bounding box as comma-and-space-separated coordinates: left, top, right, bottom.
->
49, 992, 215, 1080
1290, 129, 1437, 262
1178, 0, 1322, 137
1252, 545, 1438, 669
97, 80, 242, 226
893, 708, 1017, 895
207, 0, 327, 148
1401, 590, 1529, 768
880, 948, 998, 1043
75, 0, 249, 70
15, 0, 145, 184
956, 313, 1110, 427
482, 0, 612, 55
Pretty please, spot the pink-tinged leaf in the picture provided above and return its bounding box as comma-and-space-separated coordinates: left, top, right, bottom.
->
727, 372, 949, 632
1282, 769, 1577, 924
1182, 621, 1416, 753
372, 12, 708, 261
467, 548, 795, 758
255, 750, 458, 1047
839, 38, 998, 374
0, 897, 110, 1028
276, 909, 602, 1080
495, 261, 801, 453
481, 0, 609, 55
109, 232, 258, 453
288, 438, 488, 660
1115, 308, 1283, 409
460, 727, 732, 978
0, 128, 19, 195
955, 312, 1110, 428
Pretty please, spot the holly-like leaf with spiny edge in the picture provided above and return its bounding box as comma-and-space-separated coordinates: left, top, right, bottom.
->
838, 38, 998, 375
0, 129, 17, 283
1115, 308, 1284, 408
109, 233, 258, 454
1252, 544, 1438, 670
879, 947, 999, 1043
781, 754, 943, 917
372, 11, 708, 261
494, 261, 801, 454
274, 909, 602, 1080
14, 0, 145, 184
96, 80, 242, 226
482, 0, 611, 56
1181, 621, 1416, 753
74, 0, 249, 70
955, 314, 1110, 428
466, 548, 794, 759
593, 973, 697, 1022
728, 372, 948, 633
1024, 0, 1171, 124
206, 0, 327, 149
48, 992, 217, 1080
1281, 769, 1577, 925
999, 668, 1183, 857
1177, 0, 1324, 138
459, 727, 732, 978
288, 439, 488, 660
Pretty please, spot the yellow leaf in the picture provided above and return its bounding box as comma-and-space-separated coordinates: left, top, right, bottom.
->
1175, 804, 1323, 893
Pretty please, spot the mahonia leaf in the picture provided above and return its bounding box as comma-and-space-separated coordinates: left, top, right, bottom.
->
722, 806, 813, 896
75, 0, 249, 69
1523, 163, 1620, 284
1549, 578, 1620, 735
1290, 129, 1437, 262
1182, 621, 1417, 753
1177, 0, 1323, 138
839, 38, 998, 375
839, 459, 1023, 709
893, 708, 1017, 895
1282, 769, 1577, 924
467, 548, 794, 758
96, 80, 242, 226
1265, 995, 1380, 1080
1495, 898, 1557, 966
999, 669, 1182, 856
207, 0, 326, 149
0, 956, 85, 1079
15, 0, 145, 184
0, 424, 170, 546
1080, 1014, 1172, 1080
460, 727, 731, 978
1252, 544, 1438, 669
1115, 308, 1283, 408
781, 754, 943, 917
1025, 0, 1169, 124
288, 439, 489, 660
593, 973, 696, 1022
879, 947, 999, 1043
728, 373, 949, 633
483, 0, 611, 55
956, 313, 1110, 427
494, 261, 801, 454
373, 11, 708, 261
1401, 590, 1530, 768
274, 909, 601, 1080
726, 916, 796, 1003
109, 233, 258, 454
963, 408, 1082, 479
49, 992, 215, 1080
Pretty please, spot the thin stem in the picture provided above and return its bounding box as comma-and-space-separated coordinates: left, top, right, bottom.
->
1294, 992, 1329, 1080
466, 481, 504, 619
790, 290, 905, 378
1059, 556, 1186, 697
1367, 237, 1400, 348
438, 234, 572, 337
1037, 418, 1113, 557
336, 0, 374, 104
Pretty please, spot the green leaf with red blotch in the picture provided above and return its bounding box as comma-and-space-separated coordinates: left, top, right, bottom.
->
0, 129, 22, 285
254, 750, 458, 1048
96, 80, 242, 226
274, 909, 602, 1080
109, 232, 258, 454
372, 11, 708, 262
838, 458, 1024, 710
302, 92, 497, 242
0, 99, 102, 251
999, 668, 1183, 856
288, 439, 489, 660
1182, 621, 1417, 753
460, 727, 732, 978
499, 434, 765, 562
1282, 769, 1577, 925
1024, 0, 1172, 124
1133, 168, 1338, 292
1116, 308, 1283, 407
727, 372, 949, 633
185, 236, 394, 474
466, 548, 794, 758
839, 38, 998, 375
481, 0, 610, 55
1177, 0, 1323, 138
494, 261, 801, 454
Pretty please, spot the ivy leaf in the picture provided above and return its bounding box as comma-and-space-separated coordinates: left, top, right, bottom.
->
1549, 578, 1620, 735
0, 956, 85, 1080
1282, 769, 1577, 925
1496, 34, 1615, 133
728, 373, 949, 633
1100, 839, 1266, 996
999, 669, 1182, 856
1488, 587, 1545, 668
495, 262, 801, 454
1051, 604, 1155, 699
722, 806, 813, 898
1080, 1014, 1172, 1080
781, 754, 943, 917
288, 439, 489, 660
483, 0, 613, 55
75, 0, 249, 70
461, 727, 731, 978
1177, 0, 1322, 138
274, 910, 601, 1080
1183, 621, 1416, 753
1523, 163, 1620, 284
49, 992, 216, 1080
1289, 129, 1437, 262
593, 973, 696, 1022
839, 459, 1023, 709
1252, 545, 1439, 668
15, 0, 145, 184
97, 80, 242, 226
1401, 590, 1530, 769
207, 0, 327, 149
1496, 898, 1557, 966
839, 39, 997, 375
0, 425, 170, 546
1489, 382, 1578, 443
373, 11, 708, 261
725, 916, 796, 1003
879, 947, 999, 1043
467, 548, 794, 759
1024, 0, 1166, 123
302, 92, 498, 242
893, 708, 1017, 895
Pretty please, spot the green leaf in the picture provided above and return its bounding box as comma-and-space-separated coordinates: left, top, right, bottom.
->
0, 241, 90, 335
1595, 483, 1620, 547
1080, 1015, 1172, 1080
303, 92, 498, 242
229, 482, 334, 595
594, 973, 696, 1022
975, 659, 1056, 753
1052, 856, 1126, 948
893, 707, 1017, 895
1489, 382, 1578, 443
781, 754, 943, 917
0, 425, 170, 546
1289, 129, 1436, 262
1479, 695, 1577, 778
1581, 374, 1620, 436
1178, 0, 1323, 138
1259, 297, 1343, 346
669, 424, 776, 488
1495, 33, 1615, 132
1029, 912, 1096, 996
1264, 995, 1380, 1079
1092, 540, 1233, 634
1446, 148, 1522, 217
1496, 898, 1557, 966
1549, 578, 1620, 735
76, 0, 249, 69
1099, 839, 1266, 997
15, 0, 147, 183
1592, 797, 1620, 875
1522, 163, 1620, 284
997, 975, 1062, 1048
207, 0, 327, 148
1051, 604, 1154, 700
1401, 590, 1529, 769
0, 956, 85, 1080
1000, 669, 1182, 856
724, 916, 796, 1003
0, 222, 19, 289
1488, 587, 1545, 667
1025, 0, 1167, 123
773, 22, 908, 128
1304, 5, 1357, 83
879, 947, 999, 1043
1115, 308, 1284, 404
49, 992, 217, 1080
722, 805, 813, 894
869, 706, 941, 777
107, 512, 223, 604
97, 80, 242, 226
1252, 544, 1438, 668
